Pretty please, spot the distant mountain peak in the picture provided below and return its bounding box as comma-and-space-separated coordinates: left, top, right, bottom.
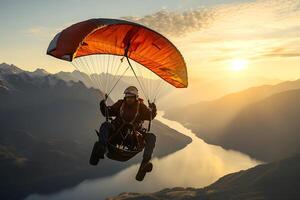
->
0, 63, 24, 74
31, 68, 49, 76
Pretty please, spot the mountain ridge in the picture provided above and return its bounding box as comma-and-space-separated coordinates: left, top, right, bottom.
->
165, 78, 300, 162
218, 88, 300, 161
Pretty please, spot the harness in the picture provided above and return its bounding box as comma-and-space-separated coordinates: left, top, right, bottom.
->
120, 100, 140, 127
106, 100, 145, 159
108, 100, 143, 143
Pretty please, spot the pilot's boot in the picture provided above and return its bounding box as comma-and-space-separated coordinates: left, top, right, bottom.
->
136, 160, 153, 181
135, 133, 156, 181
90, 122, 112, 166
89, 141, 106, 165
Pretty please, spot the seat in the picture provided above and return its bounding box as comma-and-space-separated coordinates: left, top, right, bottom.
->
106, 129, 145, 162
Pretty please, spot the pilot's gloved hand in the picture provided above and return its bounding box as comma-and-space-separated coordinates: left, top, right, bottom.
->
149, 103, 156, 111
100, 99, 106, 106
100, 94, 108, 106
100, 99, 107, 112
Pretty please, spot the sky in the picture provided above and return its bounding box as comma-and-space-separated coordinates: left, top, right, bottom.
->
0, 0, 300, 82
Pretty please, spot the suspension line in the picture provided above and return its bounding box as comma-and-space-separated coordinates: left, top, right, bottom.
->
126, 56, 149, 101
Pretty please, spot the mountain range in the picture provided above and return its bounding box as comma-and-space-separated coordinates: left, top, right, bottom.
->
0, 63, 191, 200
166, 78, 300, 162
2, 62, 299, 199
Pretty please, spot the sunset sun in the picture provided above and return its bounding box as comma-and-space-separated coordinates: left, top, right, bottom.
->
230, 59, 248, 71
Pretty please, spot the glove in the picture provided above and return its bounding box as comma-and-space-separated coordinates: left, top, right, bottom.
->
100, 99, 107, 112
100, 99, 106, 106
100, 94, 108, 107
149, 103, 156, 111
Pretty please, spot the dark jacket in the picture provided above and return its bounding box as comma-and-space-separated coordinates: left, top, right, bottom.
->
100, 98, 157, 126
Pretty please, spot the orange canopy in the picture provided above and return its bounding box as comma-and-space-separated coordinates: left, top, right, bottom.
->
47, 18, 188, 88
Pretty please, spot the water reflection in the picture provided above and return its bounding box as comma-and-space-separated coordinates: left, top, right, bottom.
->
27, 112, 260, 200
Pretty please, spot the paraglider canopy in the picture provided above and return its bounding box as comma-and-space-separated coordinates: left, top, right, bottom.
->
47, 18, 188, 88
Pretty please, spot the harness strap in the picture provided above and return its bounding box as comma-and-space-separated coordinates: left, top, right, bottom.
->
108, 122, 125, 141
120, 100, 140, 126
109, 100, 143, 144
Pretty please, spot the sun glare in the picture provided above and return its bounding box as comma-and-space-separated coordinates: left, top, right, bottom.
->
230, 59, 248, 71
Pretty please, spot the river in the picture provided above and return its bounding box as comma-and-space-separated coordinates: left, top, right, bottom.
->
26, 112, 260, 200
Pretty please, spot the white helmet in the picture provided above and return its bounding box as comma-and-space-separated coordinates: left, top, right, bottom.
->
124, 86, 138, 97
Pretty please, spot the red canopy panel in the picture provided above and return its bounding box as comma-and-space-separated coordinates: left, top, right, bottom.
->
47, 18, 188, 88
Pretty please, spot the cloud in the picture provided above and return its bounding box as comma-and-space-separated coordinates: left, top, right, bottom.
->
122, 8, 216, 36
266, 52, 300, 57
264, 43, 300, 58
121, 0, 300, 72
181, 1, 300, 67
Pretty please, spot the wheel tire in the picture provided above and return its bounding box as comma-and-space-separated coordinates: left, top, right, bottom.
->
89, 142, 101, 166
